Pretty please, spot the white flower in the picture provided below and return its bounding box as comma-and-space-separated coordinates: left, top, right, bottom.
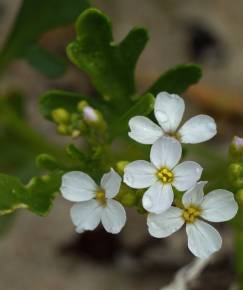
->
123, 136, 202, 214
147, 182, 238, 259
128, 91, 217, 145
60, 169, 126, 234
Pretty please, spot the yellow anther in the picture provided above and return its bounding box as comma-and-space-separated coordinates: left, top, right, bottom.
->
182, 205, 201, 223
96, 190, 106, 206
157, 167, 174, 183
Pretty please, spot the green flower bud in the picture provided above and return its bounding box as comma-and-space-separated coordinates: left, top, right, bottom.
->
71, 129, 80, 138
36, 154, 59, 170
229, 163, 243, 178
77, 100, 89, 112
236, 189, 243, 204
57, 124, 68, 135
229, 136, 243, 162
52, 108, 70, 124
116, 161, 129, 175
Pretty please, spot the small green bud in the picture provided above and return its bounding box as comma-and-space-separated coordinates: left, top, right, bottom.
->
120, 193, 137, 207
116, 161, 129, 175
36, 154, 59, 171
229, 136, 243, 162
229, 163, 243, 178
57, 124, 68, 135
52, 108, 70, 124
71, 129, 80, 138
236, 189, 243, 204
77, 100, 89, 112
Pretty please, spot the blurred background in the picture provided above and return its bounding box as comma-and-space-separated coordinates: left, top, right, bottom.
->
0, 0, 242, 289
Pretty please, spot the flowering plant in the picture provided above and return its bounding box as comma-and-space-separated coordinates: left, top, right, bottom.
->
0, 3, 242, 289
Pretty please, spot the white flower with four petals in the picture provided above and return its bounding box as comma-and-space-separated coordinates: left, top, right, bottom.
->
129, 91, 217, 145
147, 182, 238, 258
124, 136, 202, 214
61, 169, 126, 234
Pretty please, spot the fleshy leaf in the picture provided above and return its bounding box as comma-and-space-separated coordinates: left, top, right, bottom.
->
67, 8, 148, 110
0, 0, 89, 77
147, 64, 202, 95
0, 172, 62, 216
110, 93, 155, 137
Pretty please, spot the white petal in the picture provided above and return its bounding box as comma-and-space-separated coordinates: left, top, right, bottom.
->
179, 115, 217, 144
70, 199, 102, 233
150, 136, 182, 169
61, 171, 97, 202
100, 168, 122, 199
147, 207, 184, 238
128, 116, 163, 144
154, 92, 185, 132
101, 199, 126, 234
201, 189, 238, 222
173, 161, 202, 191
142, 182, 174, 214
123, 160, 157, 189
186, 220, 222, 259
182, 181, 207, 208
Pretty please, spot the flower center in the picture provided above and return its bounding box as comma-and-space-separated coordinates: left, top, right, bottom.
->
96, 190, 106, 206
182, 206, 201, 223
157, 167, 174, 183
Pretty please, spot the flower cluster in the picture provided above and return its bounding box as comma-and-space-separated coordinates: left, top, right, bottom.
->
60, 92, 238, 259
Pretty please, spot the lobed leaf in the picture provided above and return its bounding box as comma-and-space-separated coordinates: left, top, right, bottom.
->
0, 172, 62, 216
67, 8, 148, 111
147, 64, 202, 96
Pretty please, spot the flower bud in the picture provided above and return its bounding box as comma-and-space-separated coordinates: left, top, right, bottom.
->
77, 100, 89, 112
83, 106, 99, 122
36, 154, 59, 170
116, 161, 129, 175
229, 136, 243, 161
57, 124, 68, 135
71, 129, 81, 138
236, 189, 243, 204
52, 108, 70, 124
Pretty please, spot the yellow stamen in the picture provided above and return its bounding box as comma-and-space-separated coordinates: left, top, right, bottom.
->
182, 205, 201, 223
96, 190, 106, 206
157, 167, 174, 183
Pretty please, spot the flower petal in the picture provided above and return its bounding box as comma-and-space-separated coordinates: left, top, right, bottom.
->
150, 136, 182, 169
101, 199, 126, 234
142, 182, 174, 214
154, 92, 185, 132
182, 181, 207, 208
186, 220, 222, 259
173, 161, 202, 191
61, 171, 97, 202
70, 199, 102, 233
201, 189, 238, 222
147, 207, 184, 238
123, 160, 157, 189
101, 168, 122, 199
128, 116, 163, 144
179, 115, 217, 144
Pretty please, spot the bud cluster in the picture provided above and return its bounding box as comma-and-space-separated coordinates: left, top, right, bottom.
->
51, 101, 106, 138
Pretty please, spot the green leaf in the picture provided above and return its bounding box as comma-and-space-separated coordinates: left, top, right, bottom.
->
0, 172, 62, 216
110, 93, 155, 137
147, 64, 202, 96
25, 44, 67, 78
0, 0, 89, 77
67, 8, 148, 110
25, 172, 62, 215
39, 89, 111, 121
